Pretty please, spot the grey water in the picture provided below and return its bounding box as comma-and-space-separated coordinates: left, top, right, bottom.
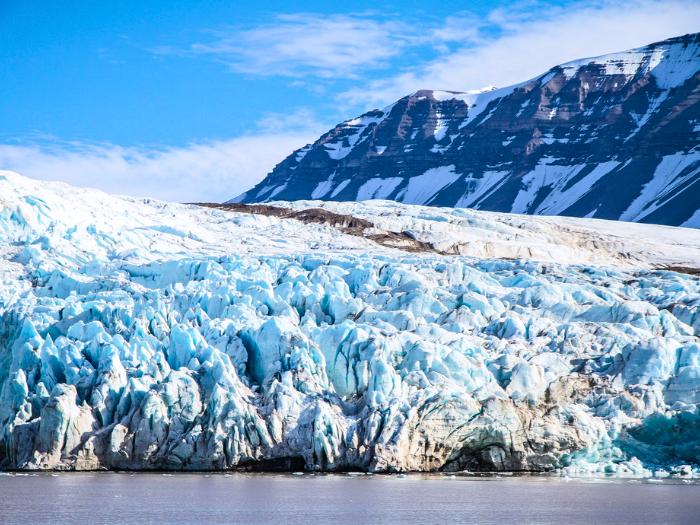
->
1, 472, 698, 524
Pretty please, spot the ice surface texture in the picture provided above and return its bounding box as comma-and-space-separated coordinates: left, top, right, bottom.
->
1, 171, 699, 475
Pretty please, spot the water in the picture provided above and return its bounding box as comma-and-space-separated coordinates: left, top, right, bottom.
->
1, 472, 698, 524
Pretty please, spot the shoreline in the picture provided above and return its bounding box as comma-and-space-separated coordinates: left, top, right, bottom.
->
1, 468, 699, 483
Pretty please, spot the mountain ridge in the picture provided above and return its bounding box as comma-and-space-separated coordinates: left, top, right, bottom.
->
234, 32, 700, 227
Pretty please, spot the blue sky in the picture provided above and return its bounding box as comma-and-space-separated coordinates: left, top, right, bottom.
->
1, 0, 698, 201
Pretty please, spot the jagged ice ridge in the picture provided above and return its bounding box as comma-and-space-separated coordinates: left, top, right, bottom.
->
1, 171, 700, 476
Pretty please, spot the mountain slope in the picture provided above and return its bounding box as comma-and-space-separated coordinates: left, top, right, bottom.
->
2, 171, 700, 475
234, 33, 700, 228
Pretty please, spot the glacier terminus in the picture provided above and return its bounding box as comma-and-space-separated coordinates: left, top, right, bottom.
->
1, 170, 699, 476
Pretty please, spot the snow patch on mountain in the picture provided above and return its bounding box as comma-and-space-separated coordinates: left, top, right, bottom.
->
521, 160, 622, 216
324, 112, 387, 161
311, 177, 335, 200
558, 36, 699, 90
620, 152, 700, 222
397, 166, 460, 205
357, 177, 404, 201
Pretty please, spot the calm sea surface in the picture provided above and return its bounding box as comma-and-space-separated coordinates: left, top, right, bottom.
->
1, 472, 698, 524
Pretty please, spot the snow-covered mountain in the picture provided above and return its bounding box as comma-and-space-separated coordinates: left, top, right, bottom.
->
2, 170, 700, 475
235, 33, 700, 228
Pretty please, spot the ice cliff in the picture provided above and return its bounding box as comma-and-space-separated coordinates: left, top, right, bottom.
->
1, 170, 700, 476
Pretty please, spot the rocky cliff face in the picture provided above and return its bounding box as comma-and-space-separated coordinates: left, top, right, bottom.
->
235, 33, 700, 228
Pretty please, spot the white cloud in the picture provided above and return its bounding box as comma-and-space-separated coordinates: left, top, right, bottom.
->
255, 107, 323, 133
6, 1, 697, 202
159, 2, 700, 107
340, 0, 700, 107
187, 13, 417, 78
0, 131, 320, 203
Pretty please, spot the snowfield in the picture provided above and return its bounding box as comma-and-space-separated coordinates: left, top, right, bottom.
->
1, 170, 700, 476
273, 199, 700, 269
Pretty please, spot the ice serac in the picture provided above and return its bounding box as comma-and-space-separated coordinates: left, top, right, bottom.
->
235, 33, 700, 228
1, 171, 700, 476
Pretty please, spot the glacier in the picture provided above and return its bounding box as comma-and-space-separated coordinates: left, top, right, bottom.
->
1, 170, 700, 476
